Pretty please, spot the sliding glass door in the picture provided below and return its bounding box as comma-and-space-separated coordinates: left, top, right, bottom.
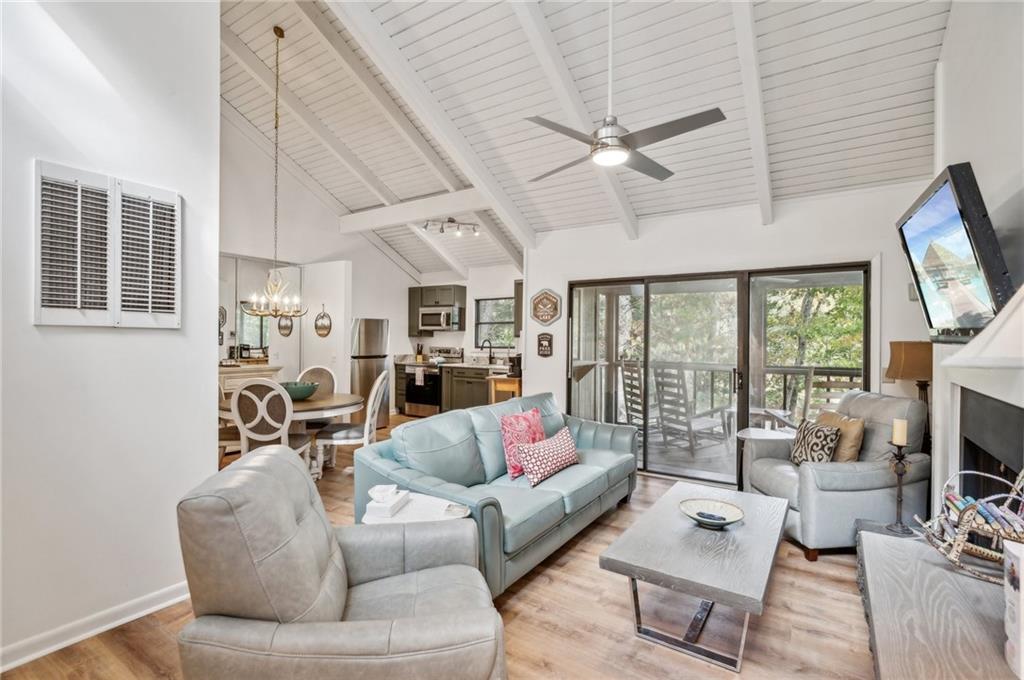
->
646, 278, 741, 482
567, 263, 868, 486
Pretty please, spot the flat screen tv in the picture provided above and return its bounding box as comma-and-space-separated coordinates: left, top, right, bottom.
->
897, 163, 1015, 343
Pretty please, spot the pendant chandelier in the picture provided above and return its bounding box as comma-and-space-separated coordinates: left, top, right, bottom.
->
243, 26, 306, 319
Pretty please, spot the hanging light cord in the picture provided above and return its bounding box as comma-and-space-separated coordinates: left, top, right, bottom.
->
273, 28, 281, 273
607, 0, 613, 118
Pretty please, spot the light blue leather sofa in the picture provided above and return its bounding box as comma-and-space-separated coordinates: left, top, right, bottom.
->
354, 393, 638, 597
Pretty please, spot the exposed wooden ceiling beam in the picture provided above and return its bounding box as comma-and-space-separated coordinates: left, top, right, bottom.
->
338, 188, 488, 233
221, 100, 422, 283
327, 1, 537, 252
293, 1, 523, 272
221, 21, 471, 279
731, 1, 774, 225
512, 1, 640, 241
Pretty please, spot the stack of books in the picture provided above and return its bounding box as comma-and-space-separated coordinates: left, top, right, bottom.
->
364, 489, 410, 519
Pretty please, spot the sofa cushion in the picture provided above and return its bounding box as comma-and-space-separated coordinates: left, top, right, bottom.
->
750, 457, 800, 511
491, 463, 608, 515
837, 390, 927, 460
467, 399, 525, 482
389, 410, 486, 487
518, 392, 565, 437
576, 448, 635, 487
468, 484, 565, 554
342, 564, 491, 621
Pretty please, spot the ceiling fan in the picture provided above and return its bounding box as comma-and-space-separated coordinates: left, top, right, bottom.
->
527, 1, 726, 183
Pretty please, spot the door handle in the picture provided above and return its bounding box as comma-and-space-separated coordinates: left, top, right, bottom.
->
732, 368, 744, 393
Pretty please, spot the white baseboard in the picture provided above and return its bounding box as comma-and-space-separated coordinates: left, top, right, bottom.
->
0, 581, 189, 672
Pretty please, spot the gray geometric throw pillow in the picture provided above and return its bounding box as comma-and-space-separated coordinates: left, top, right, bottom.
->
790, 420, 841, 465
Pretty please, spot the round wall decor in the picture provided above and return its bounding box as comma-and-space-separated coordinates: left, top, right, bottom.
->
218, 305, 227, 328
277, 316, 293, 337
314, 305, 332, 338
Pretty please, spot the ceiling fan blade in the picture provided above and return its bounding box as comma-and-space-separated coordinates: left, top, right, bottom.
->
529, 155, 592, 182
526, 116, 594, 145
623, 151, 673, 181
621, 108, 726, 149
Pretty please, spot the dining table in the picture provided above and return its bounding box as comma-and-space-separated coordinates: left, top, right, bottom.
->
220, 392, 365, 478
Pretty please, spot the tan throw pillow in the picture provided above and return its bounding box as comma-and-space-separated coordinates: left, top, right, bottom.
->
816, 410, 865, 463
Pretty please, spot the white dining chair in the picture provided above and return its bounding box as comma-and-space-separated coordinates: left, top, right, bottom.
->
296, 365, 337, 399
314, 370, 388, 472
230, 378, 312, 467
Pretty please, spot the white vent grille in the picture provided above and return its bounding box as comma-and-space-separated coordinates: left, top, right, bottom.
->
119, 194, 178, 316
35, 161, 181, 328
39, 177, 109, 311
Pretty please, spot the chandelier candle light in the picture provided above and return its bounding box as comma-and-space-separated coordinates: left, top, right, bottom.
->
242, 26, 306, 320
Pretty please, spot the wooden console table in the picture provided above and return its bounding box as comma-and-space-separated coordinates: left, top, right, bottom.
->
857, 531, 1013, 679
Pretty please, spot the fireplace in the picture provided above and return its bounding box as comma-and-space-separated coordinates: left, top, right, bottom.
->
959, 387, 1024, 502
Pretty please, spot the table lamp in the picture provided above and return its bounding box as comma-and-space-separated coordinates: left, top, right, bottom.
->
885, 341, 933, 403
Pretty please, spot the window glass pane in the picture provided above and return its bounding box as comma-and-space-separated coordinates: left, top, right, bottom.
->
478, 298, 514, 323
477, 323, 514, 348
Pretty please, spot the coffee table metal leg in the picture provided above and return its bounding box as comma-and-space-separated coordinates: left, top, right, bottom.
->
629, 578, 750, 672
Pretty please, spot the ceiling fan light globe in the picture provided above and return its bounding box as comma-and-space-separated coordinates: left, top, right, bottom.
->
592, 146, 630, 167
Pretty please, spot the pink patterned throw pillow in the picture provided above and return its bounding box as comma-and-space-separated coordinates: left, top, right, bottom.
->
500, 408, 544, 479
517, 427, 579, 486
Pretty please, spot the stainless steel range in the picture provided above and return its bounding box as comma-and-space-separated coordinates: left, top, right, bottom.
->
403, 346, 462, 417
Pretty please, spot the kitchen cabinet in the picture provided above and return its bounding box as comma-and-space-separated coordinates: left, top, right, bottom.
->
513, 279, 523, 337
394, 364, 407, 413
443, 366, 490, 411
409, 288, 432, 337
420, 285, 465, 307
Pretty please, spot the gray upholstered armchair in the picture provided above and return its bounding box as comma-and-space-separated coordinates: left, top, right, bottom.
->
743, 390, 929, 560
176, 445, 506, 680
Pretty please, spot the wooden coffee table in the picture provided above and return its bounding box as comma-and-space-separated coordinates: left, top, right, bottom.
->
599, 481, 788, 672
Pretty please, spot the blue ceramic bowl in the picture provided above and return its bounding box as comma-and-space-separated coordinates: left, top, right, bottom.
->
280, 381, 318, 401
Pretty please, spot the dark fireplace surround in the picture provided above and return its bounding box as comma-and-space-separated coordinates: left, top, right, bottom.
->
959, 387, 1024, 502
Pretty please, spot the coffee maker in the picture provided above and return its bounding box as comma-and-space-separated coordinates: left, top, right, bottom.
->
508, 354, 522, 377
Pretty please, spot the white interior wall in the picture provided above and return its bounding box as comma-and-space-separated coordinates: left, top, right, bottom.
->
418, 264, 522, 359
300, 261, 353, 389
0, 1, 220, 669
521, 182, 933, 407
930, 0, 1024, 512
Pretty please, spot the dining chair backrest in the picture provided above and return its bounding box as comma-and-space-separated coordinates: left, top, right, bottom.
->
231, 379, 294, 455
297, 365, 336, 400
362, 371, 390, 446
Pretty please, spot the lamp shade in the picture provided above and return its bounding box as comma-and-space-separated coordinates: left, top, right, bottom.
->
885, 341, 933, 381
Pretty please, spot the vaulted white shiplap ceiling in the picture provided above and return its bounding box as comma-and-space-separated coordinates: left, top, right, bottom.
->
220, 0, 950, 276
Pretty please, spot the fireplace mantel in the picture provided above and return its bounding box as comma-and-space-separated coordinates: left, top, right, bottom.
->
930, 286, 1024, 514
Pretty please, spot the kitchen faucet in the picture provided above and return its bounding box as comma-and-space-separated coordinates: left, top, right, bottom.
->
480, 339, 494, 365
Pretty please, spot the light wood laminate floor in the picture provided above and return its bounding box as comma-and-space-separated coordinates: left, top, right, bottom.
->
4, 416, 872, 679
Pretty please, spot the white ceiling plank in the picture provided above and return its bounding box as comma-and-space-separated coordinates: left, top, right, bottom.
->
407, 225, 469, 280
293, 1, 522, 272
512, 1, 639, 240
328, 0, 537, 251
338, 188, 490, 233
731, 1, 773, 225
472, 211, 523, 270
221, 21, 399, 207
221, 99, 422, 283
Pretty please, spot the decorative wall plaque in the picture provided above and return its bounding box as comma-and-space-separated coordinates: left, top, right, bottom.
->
530, 289, 562, 326
277, 316, 293, 337
314, 305, 332, 338
537, 332, 553, 357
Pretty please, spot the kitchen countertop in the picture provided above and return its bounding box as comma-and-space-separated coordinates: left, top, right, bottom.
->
396, 360, 509, 372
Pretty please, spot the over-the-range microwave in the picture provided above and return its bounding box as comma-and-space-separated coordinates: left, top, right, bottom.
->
419, 306, 460, 331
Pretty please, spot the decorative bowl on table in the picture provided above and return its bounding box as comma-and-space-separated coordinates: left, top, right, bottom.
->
679, 499, 745, 530
280, 381, 318, 401
368, 484, 398, 503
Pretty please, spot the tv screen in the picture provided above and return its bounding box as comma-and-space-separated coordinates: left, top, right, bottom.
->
897, 163, 1015, 342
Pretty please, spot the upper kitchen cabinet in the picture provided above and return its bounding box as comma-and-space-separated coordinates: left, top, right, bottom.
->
420, 285, 466, 307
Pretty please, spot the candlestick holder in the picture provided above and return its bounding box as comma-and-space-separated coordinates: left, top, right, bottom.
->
886, 441, 914, 535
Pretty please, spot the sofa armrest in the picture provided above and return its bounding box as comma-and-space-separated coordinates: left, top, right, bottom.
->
334, 519, 478, 587
800, 453, 930, 493
179, 610, 505, 680
741, 437, 793, 492
565, 415, 638, 456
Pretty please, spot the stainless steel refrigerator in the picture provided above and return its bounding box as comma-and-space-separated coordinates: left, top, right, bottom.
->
350, 318, 390, 429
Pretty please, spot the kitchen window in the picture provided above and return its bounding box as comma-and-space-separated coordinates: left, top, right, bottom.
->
475, 297, 514, 349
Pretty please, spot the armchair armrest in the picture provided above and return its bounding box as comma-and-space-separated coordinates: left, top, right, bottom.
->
179, 610, 505, 680
334, 519, 478, 587
800, 453, 930, 493
741, 437, 793, 492
565, 415, 638, 455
